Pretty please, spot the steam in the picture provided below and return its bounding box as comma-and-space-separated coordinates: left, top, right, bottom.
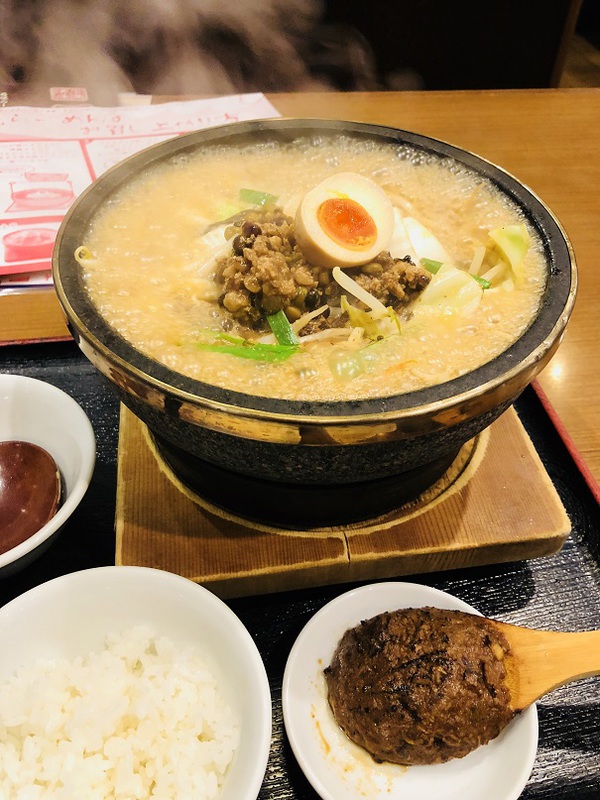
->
0, 0, 385, 105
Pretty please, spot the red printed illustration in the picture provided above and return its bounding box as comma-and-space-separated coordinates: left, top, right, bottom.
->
0, 217, 62, 275
7, 173, 75, 212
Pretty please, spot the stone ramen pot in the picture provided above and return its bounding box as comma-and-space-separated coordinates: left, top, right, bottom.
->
52, 119, 576, 527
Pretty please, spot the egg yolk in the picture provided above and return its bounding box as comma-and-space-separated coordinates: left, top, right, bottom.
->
317, 197, 377, 251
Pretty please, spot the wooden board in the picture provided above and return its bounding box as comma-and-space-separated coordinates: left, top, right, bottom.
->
0, 287, 70, 345
115, 405, 571, 598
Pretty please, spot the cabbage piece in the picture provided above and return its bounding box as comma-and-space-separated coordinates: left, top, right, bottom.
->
403, 216, 451, 264
199, 224, 230, 252
340, 296, 400, 339
388, 208, 418, 261
329, 348, 367, 380
281, 192, 302, 218
415, 264, 483, 316
195, 224, 232, 276
489, 224, 529, 286
328, 338, 387, 381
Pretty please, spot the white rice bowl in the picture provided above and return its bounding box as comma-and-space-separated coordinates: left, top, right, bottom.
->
0, 567, 272, 800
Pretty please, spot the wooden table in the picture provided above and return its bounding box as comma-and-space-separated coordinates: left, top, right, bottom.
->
2, 88, 598, 495
1, 90, 599, 800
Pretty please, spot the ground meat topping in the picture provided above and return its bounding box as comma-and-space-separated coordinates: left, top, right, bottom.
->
215, 208, 431, 329
324, 607, 516, 766
354, 252, 432, 307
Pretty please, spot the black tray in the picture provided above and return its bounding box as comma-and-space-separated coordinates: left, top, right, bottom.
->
1, 341, 599, 799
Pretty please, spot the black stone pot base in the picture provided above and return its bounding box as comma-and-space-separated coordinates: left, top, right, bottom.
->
150, 431, 467, 529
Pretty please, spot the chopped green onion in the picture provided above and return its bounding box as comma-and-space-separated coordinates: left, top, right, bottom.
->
239, 188, 278, 207
194, 330, 297, 362
267, 309, 299, 346
196, 342, 297, 362
471, 274, 492, 290
420, 257, 443, 274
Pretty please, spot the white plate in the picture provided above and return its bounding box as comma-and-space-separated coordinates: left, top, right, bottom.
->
282, 582, 538, 800
0, 375, 96, 576
0, 567, 272, 800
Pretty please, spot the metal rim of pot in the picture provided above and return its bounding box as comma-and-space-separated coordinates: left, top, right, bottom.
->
52, 118, 577, 441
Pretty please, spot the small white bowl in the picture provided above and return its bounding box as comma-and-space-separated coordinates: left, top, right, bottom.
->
283, 582, 538, 800
0, 566, 272, 799
0, 374, 96, 576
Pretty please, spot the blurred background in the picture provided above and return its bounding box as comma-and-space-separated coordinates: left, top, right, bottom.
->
1, 0, 599, 104
318, 0, 600, 90
560, 0, 600, 86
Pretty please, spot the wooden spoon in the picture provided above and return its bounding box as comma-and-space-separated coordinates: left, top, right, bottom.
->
492, 619, 600, 712
0, 440, 62, 555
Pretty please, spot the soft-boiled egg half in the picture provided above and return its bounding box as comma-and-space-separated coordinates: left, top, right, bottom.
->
294, 173, 394, 268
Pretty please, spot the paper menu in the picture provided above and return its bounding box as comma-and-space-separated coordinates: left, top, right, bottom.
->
0, 93, 280, 285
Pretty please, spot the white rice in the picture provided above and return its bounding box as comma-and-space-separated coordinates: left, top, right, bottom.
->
0, 626, 239, 799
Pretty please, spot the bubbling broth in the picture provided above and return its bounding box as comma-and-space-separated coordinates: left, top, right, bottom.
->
81, 135, 546, 402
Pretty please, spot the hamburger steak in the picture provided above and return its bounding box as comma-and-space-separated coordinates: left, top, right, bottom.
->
324, 606, 516, 765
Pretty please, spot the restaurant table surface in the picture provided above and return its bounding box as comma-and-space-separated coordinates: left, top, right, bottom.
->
1, 89, 599, 799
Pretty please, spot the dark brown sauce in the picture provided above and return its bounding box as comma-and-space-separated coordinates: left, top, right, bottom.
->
0, 441, 61, 554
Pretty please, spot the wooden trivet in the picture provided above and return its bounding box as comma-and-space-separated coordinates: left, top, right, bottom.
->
115, 406, 570, 598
